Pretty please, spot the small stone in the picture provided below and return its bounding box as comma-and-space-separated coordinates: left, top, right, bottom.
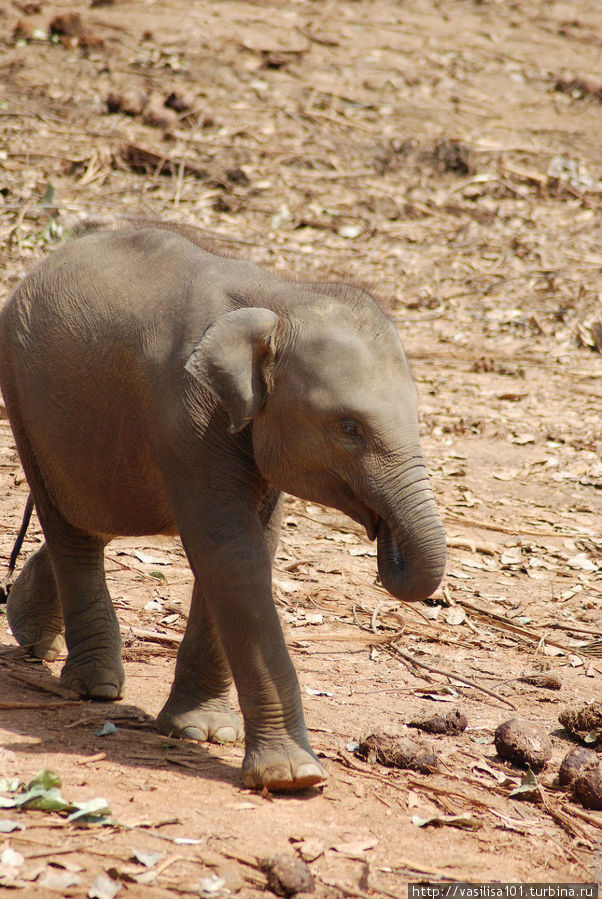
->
559, 747, 598, 787
494, 718, 552, 771
262, 853, 314, 896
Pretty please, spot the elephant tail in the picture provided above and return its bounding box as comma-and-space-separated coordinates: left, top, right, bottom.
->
1, 493, 34, 602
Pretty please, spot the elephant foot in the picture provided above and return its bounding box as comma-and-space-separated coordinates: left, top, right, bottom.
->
7, 546, 65, 661
9, 618, 65, 662
157, 696, 242, 744
60, 655, 124, 700
242, 741, 328, 792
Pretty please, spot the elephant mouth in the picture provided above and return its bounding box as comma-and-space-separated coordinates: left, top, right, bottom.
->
348, 498, 379, 541
364, 509, 380, 541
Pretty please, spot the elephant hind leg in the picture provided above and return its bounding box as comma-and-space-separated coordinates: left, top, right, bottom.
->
158, 581, 242, 744
7, 544, 65, 661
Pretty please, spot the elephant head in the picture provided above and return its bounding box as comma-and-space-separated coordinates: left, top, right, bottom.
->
186, 291, 446, 603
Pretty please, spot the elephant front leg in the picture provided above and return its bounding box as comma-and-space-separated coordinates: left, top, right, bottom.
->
178, 511, 327, 792
157, 581, 242, 743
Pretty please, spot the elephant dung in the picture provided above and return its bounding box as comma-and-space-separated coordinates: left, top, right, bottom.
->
356, 730, 438, 773
573, 760, 602, 810
407, 707, 468, 735
494, 718, 552, 771
559, 701, 602, 746
559, 747, 598, 787
261, 853, 314, 896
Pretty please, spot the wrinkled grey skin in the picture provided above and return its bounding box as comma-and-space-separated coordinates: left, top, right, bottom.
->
0, 225, 446, 791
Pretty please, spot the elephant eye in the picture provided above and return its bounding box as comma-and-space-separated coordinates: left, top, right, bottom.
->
337, 418, 365, 445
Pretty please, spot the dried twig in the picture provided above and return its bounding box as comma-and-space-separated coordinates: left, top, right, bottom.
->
387, 643, 517, 710
456, 598, 592, 655
0, 699, 78, 710
6, 669, 79, 700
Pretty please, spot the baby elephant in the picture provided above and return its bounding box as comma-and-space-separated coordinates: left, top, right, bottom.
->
0, 225, 446, 791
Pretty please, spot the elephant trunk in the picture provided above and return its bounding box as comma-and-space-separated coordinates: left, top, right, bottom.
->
372, 455, 446, 603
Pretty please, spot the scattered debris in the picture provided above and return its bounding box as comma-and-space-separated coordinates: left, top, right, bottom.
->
106, 89, 148, 117
96, 720, 117, 737
292, 839, 324, 863
576, 319, 602, 354
494, 719, 552, 771
427, 137, 473, 175
555, 74, 602, 102
411, 812, 481, 830
49, 12, 104, 48
0, 769, 112, 824
142, 96, 179, 131
88, 874, 122, 899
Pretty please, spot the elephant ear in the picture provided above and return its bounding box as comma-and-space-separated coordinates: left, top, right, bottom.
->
185, 307, 278, 433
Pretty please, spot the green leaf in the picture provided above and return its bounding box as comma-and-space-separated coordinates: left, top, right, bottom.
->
21, 786, 69, 812
149, 571, 168, 584
28, 769, 62, 790
67, 797, 112, 823
509, 768, 540, 801
40, 182, 55, 206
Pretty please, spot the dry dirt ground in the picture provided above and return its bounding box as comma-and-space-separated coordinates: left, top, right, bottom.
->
1, 0, 602, 895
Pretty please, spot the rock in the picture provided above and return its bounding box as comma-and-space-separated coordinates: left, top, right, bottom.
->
407, 708, 468, 735
494, 718, 552, 771
356, 731, 438, 773
262, 853, 314, 896
573, 760, 602, 810
559, 747, 598, 787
